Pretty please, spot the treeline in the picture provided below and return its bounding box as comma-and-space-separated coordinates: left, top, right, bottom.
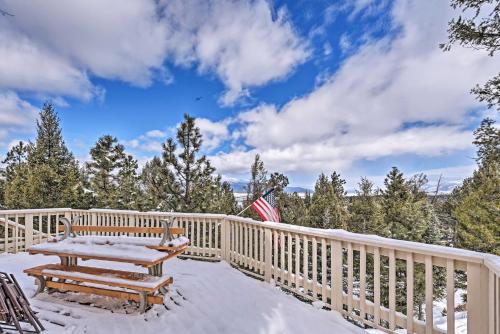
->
0, 103, 498, 258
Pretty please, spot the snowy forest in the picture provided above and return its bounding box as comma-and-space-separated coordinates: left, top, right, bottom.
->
0, 103, 498, 260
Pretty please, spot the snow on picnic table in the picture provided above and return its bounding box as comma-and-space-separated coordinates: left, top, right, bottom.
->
0, 252, 366, 334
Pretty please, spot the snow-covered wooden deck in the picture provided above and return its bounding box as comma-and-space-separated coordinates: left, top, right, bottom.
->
1, 252, 365, 334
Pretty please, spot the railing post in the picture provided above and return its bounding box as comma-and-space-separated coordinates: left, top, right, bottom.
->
24, 214, 33, 249
25, 214, 34, 249
264, 228, 272, 282
467, 262, 490, 334
332, 240, 343, 312
221, 218, 230, 261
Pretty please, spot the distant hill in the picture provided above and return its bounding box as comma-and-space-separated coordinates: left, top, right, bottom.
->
229, 182, 311, 194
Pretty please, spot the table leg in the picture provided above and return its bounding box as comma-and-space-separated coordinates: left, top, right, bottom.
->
59, 256, 69, 266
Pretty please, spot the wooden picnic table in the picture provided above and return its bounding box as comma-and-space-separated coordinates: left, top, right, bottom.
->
24, 218, 190, 313
27, 237, 186, 276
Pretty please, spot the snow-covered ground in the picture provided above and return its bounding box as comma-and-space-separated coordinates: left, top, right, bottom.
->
0, 252, 365, 334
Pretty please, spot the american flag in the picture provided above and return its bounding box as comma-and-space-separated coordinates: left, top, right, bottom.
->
251, 188, 280, 222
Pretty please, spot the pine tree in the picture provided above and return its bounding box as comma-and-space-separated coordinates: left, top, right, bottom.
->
116, 155, 142, 210
86, 135, 125, 208
309, 172, 349, 229
161, 114, 218, 212
349, 177, 386, 235
379, 167, 444, 319
140, 157, 177, 210
3, 102, 85, 208
208, 178, 238, 214
451, 119, 500, 255
245, 154, 268, 202
442, 0, 500, 109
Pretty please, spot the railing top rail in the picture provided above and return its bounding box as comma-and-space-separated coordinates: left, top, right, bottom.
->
85, 208, 228, 219
0, 208, 71, 215
227, 215, 500, 267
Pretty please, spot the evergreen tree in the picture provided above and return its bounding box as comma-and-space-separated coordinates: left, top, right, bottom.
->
208, 178, 238, 214
86, 135, 125, 208
161, 114, 218, 212
450, 119, 500, 255
2, 141, 30, 182
116, 155, 142, 210
243, 154, 268, 219
140, 157, 177, 210
380, 167, 444, 319
245, 154, 268, 202
442, 0, 500, 109
280, 192, 309, 226
309, 172, 349, 229
349, 177, 385, 235
3, 102, 85, 208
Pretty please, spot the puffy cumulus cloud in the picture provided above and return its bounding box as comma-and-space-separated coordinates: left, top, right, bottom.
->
0, 91, 38, 147
195, 118, 231, 151
2, 0, 169, 89
161, 0, 310, 105
0, 28, 96, 100
211, 126, 473, 176
209, 0, 498, 177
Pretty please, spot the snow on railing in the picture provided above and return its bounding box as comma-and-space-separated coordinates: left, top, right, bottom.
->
1, 208, 498, 334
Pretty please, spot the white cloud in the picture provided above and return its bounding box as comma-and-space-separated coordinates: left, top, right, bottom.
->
1, 0, 308, 109
161, 0, 310, 105
0, 91, 38, 147
208, 0, 498, 177
146, 130, 167, 138
196, 118, 231, 151
2, 0, 170, 88
0, 28, 96, 100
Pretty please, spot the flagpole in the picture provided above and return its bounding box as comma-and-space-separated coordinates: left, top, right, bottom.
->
236, 203, 253, 216
236, 188, 275, 216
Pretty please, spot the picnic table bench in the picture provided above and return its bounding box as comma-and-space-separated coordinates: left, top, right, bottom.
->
24, 218, 189, 313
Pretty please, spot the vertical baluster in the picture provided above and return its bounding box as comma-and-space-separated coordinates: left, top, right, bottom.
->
239, 223, 243, 264
190, 218, 195, 256
38, 214, 42, 243
260, 228, 264, 274
202, 218, 207, 256
280, 231, 285, 283
254, 227, 259, 270
295, 234, 301, 288
273, 231, 279, 281
446, 259, 455, 334
3, 215, 8, 253
197, 218, 201, 256
347, 242, 353, 315
312, 237, 318, 298
407, 253, 414, 333
244, 225, 249, 268
425, 256, 433, 334
288, 232, 293, 287
230, 223, 235, 262
248, 225, 255, 269
321, 239, 327, 302
303, 236, 308, 293
360, 245, 367, 322
47, 214, 51, 238
14, 215, 19, 253
374, 247, 381, 326
212, 219, 217, 257
389, 249, 396, 330
249, 226, 253, 269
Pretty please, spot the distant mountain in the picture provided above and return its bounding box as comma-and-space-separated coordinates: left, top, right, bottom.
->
229, 182, 311, 194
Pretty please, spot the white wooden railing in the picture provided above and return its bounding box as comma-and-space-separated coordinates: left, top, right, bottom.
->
1, 208, 498, 334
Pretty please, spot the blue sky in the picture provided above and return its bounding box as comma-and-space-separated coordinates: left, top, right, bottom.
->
0, 0, 498, 192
